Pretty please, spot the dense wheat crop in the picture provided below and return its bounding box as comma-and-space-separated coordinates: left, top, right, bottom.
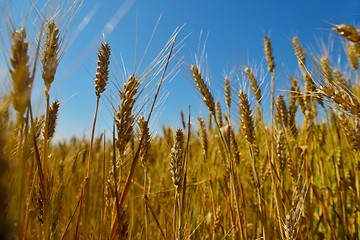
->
0, 2, 359, 240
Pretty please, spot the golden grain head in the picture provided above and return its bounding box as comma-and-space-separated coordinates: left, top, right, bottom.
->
332, 69, 348, 89
170, 128, 184, 188
190, 64, 215, 114
10, 27, 31, 119
137, 115, 151, 168
197, 117, 208, 158
224, 77, 231, 110
115, 75, 140, 152
238, 90, 255, 145
320, 56, 333, 83
229, 126, 240, 165
292, 37, 306, 69
332, 23, 360, 42
215, 101, 223, 128
42, 20, 60, 93
245, 67, 262, 105
276, 129, 286, 173
275, 95, 288, 127
347, 43, 358, 70
95, 42, 111, 97
46, 100, 60, 139
264, 36, 275, 72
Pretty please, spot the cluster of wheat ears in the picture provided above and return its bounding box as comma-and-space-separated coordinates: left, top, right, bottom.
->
1, 3, 360, 240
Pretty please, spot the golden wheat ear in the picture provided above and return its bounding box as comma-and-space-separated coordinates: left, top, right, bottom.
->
347, 43, 359, 71
238, 90, 255, 145
10, 27, 31, 123
224, 77, 231, 112
115, 74, 140, 153
292, 37, 306, 71
245, 67, 261, 105
95, 42, 111, 98
215, 101, 223, 128
197, 117, 208, 160
170, 128, 185, 189
275, 95, 289, 128
332, 23, 360, 42
45, 100, 59, 140
137, 115, 151, 169
264, 36, 275, 73
190, 64, 215, 115
42, 20, 60, 94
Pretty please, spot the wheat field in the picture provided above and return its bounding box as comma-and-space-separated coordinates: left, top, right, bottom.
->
0, 2, 360, 240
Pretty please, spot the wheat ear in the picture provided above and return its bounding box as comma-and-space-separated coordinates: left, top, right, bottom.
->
45, 100, 59, 139
198, 117, 208, 160
95, 42, 111, 98
191, 64, 215, 115
42, 20, 59, 94
332, 23, 360, 43
115, 74, 140, 153
224, 77, 231, 114
170, 128, 185, 189
264, 36, 276, 124
10, 27, 31, 123
238, 90, 255, 145
292, 37, 306, 71
275, 95, 288, 128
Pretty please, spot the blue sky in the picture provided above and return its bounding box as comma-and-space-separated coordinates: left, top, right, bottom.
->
1, 0, 360, 140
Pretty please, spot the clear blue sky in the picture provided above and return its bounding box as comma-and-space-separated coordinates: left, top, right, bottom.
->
1, 0, 360, 140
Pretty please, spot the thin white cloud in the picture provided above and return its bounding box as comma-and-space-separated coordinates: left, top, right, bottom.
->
103, 0, 135, 37
60, 0, 135, 80
73, 2, 100, 38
